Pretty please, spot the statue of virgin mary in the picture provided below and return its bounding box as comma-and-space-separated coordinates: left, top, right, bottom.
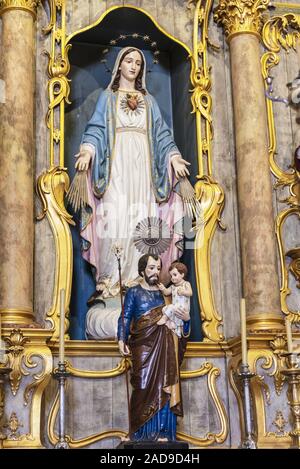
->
74, 47, 190, 339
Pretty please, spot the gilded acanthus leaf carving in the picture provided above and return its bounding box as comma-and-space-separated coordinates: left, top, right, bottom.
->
214, 0, 270, 39
262, 12, 300, 325
0, 0, 40, 16
4, 330, 30, 396
269, 335, 287, 396
263, 14, 300, 53
272, 410, 288, 434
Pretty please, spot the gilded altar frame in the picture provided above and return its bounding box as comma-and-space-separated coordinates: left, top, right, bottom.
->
38, 0, 225, 347
262, 2, 300, 325
1, 0, 298, 450
34, 0, 230, 448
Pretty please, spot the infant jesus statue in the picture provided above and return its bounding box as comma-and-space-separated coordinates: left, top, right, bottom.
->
157, 261, 192, 337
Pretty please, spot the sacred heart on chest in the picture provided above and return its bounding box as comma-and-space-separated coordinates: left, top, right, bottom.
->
120, 92, 145, 115
127, 94, 139, 110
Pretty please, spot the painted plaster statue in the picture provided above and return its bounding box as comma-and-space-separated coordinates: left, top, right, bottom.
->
118, 254, 190, 441
157, 261, 192, 337
72, 47, 191, 339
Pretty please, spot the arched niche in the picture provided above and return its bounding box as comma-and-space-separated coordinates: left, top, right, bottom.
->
65, 6, 201, 341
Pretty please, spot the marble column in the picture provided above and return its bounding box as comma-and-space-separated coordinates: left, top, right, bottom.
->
0, 1, 39, 325
214, 0, 283, 331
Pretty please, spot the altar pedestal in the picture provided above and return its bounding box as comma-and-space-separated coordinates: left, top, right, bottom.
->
117, 440, 189, 449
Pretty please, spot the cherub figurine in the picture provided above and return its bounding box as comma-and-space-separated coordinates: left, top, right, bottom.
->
157, 261, 192, 337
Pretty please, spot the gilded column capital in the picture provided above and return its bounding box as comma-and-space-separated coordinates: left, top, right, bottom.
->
0, 0, 41, 18
214, 0, 270, 41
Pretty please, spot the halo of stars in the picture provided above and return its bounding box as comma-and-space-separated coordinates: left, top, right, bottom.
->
100, 33, 160, 73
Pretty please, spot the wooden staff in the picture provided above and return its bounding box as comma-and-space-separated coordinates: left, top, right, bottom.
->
113, 245, 132, 439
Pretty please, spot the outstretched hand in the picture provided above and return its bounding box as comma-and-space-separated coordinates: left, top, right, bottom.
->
171, 155, 191, 179
173, 306, 190, 322
74, 149, 92, 172
118, 340, 130, 357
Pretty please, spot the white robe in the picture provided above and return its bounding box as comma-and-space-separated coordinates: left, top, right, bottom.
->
91, 90, 158, 296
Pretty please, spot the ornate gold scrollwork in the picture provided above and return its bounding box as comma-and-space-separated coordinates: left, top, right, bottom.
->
41, 0, 225, 343
64, 358, 130, 378
269, 334, 288, 396
0, 0, 40, 17
36, 1, 73, 340
194, 177, 225, 342
36, 167, 74, 337
188, 0, 225, 342
46, 74, 70, 158
43, 0, 62, 34
271, 410, 289, 436
178, 362, 229, 446
4, 330, 53, 402
5, 412, 23, 440
263, 13, 300, 52
262, 13, 300, 324
188, 0, 214, 178
1, 330, 53, 448
47, 360, 228, 448
43, 0, 70, 168
4, 330, 29, 396
214, 0, 270, 40
48, 359, 129, 447
261, 52, 291, 184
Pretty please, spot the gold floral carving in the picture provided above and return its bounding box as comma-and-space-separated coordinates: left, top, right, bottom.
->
40, 0, 71, 168
44, 9, 71, 169
262, 15, 300, 324
272, 410, 288, 435
214, 0, 270, 40
4, 330, 53, 406
5, 412, 23, 440
37, 1, 73, 340
0, 0, 40, 17
188, 0, 215, 178
5, 330, 29, 395
1, 330, 53, 448
269, 334, 288, 396
263, 13, 300, 52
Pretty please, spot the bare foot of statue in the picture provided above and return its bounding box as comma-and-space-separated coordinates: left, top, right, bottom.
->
121, 434, 131, 442
157, 437, 169, 442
